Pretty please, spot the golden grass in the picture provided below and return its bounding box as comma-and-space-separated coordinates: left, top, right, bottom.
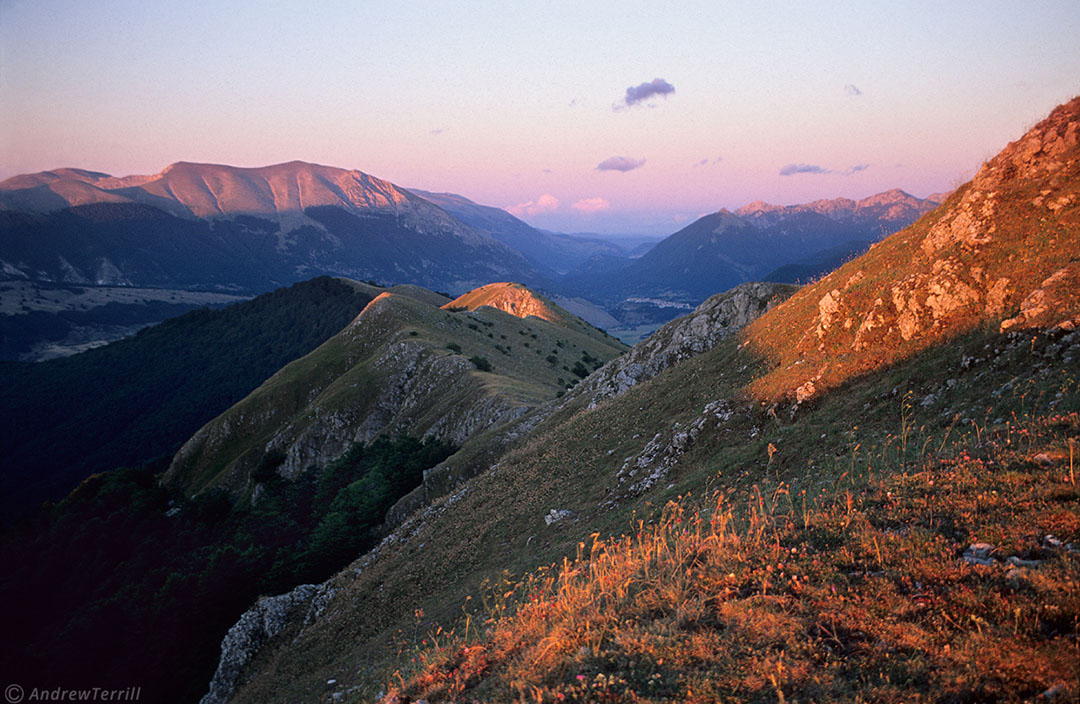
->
384, 408, 1080, 703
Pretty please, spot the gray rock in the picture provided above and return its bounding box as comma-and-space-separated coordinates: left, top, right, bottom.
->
201, 581, 336, 704
572, 282, 794, 409
962, 543, 997, 566
544, 508, 574, 525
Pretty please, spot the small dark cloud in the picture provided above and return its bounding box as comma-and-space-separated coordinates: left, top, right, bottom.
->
618, 78, 675, 109
597, 156, 646, 172
693, 155, 723, 168
780, 163, 832, 176
843, 84, 862, 97
780, 162, 870, 176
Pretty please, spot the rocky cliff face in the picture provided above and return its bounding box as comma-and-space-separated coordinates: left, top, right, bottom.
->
200, 582, 337, 704
573, 281, 796, 407
745, 95, 1080, 403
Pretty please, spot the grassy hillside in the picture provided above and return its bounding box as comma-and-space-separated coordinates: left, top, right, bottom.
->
218, 98, 1080, 703
166, 284, 626, 499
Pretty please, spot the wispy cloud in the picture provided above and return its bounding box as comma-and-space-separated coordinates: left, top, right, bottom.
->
843, 84, 862, 97
694, 155, 723, 167
430, 127, 447, 135
597, 156, 646, 172
779, 162, 871, 176
780, 163, 832, 176
507, 194, 559, 217
615, 78, 675, 110
572, 197, 610, 213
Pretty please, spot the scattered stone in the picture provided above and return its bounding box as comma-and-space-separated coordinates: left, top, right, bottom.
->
962, 543, 997, 566
1005, 556, 1042, 569
1037, 683, 1069, 701
1043, 535, 1063, 549
544, 509, 573, 525
1033, 452, 1055, 467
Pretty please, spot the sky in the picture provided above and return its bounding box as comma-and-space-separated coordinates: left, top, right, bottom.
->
2, 0, 1079, 235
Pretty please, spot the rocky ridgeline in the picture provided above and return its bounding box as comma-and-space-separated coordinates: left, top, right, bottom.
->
785, 96, 1080, 403
576, 282, 795, 408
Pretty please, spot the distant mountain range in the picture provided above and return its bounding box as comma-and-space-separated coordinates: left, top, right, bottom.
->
1, 159, 946, 342
559, 189, 943, 315
0, 161, 538, 293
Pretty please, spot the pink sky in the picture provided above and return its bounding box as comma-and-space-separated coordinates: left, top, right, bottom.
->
2, 1, 1078, 234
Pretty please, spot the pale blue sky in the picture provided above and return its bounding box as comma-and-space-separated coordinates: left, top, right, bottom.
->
2, 0, 1078, 233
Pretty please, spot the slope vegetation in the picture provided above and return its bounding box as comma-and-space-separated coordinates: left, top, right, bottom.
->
212, 98, 1079, 703
165, 284, 626, 499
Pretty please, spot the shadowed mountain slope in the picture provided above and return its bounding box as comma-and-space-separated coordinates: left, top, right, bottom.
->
559, 190, 940, 311
0, 276, 376, 520
408, 189, 623, 275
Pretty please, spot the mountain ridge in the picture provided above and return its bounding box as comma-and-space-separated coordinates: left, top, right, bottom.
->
0, 161, 540, 297
205, 97, 1079, 703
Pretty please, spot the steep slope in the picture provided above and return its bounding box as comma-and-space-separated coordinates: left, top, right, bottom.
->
409, 189, 624, 275
165, 284, 626, 499
0, 276, 375, 519
209, 98, 1078, 703
745, 95, 1080, 404
0, 161, 538, 295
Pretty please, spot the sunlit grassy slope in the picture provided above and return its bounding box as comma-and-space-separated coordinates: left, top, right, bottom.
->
224, 99, 1080, 703
165, 282, 626, 498
385, 329, 1079, 702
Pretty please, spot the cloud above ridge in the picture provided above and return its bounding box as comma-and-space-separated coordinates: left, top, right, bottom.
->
779, 162, 871, 176
615, 78, 675, 110
572, 197, 610, 213
507, 193, 559, 217
597, 156, 646, 172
